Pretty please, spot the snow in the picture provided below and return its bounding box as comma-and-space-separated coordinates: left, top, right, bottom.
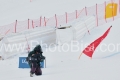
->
0, 0, 120, 80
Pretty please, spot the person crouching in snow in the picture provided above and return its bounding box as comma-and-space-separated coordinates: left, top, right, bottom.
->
27, 45, 45, 77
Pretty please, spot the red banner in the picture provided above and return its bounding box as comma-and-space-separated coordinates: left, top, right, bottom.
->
82, 26, 112, 58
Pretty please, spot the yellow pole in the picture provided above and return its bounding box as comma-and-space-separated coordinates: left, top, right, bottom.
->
78, 52, 83, 59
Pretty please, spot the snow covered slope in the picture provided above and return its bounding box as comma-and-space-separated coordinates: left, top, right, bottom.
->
0, 0, 120, 80
0, 15, 120, 80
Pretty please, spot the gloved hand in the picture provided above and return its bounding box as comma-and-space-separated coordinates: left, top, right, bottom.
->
39, 56, 45, 62
41, 56, 45, 59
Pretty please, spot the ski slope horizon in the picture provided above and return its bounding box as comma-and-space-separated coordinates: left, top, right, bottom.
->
0, 0, 120, 80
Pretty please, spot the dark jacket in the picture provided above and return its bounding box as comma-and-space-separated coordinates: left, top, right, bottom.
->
27, 45, 45, 67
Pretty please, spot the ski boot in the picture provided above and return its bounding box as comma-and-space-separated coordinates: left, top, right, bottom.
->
30, 73, 33, 77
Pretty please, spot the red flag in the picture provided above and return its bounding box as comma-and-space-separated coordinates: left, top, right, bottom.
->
82, 26, 112, 58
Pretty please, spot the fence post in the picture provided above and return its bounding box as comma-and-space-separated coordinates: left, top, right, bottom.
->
28, 19, 29, 29
55, 14, 57, 27
119, 0, 120, 14
96, 4, 98, 26
15, 20, 17, 33
76, 10, 78, 19
40, 16, 42, 27
105, 1, 107, 23
44, 17, 46, 26
66, 12, 67, 23
111, 0, 114, 21
85, 7, 87, 16
32, 20, 34, 28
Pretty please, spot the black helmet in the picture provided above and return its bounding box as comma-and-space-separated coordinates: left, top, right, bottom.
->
34, 45, 42, 53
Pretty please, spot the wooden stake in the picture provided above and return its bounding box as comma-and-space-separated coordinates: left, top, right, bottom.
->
78, 52, 83, 59
90, 57, 92, 60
